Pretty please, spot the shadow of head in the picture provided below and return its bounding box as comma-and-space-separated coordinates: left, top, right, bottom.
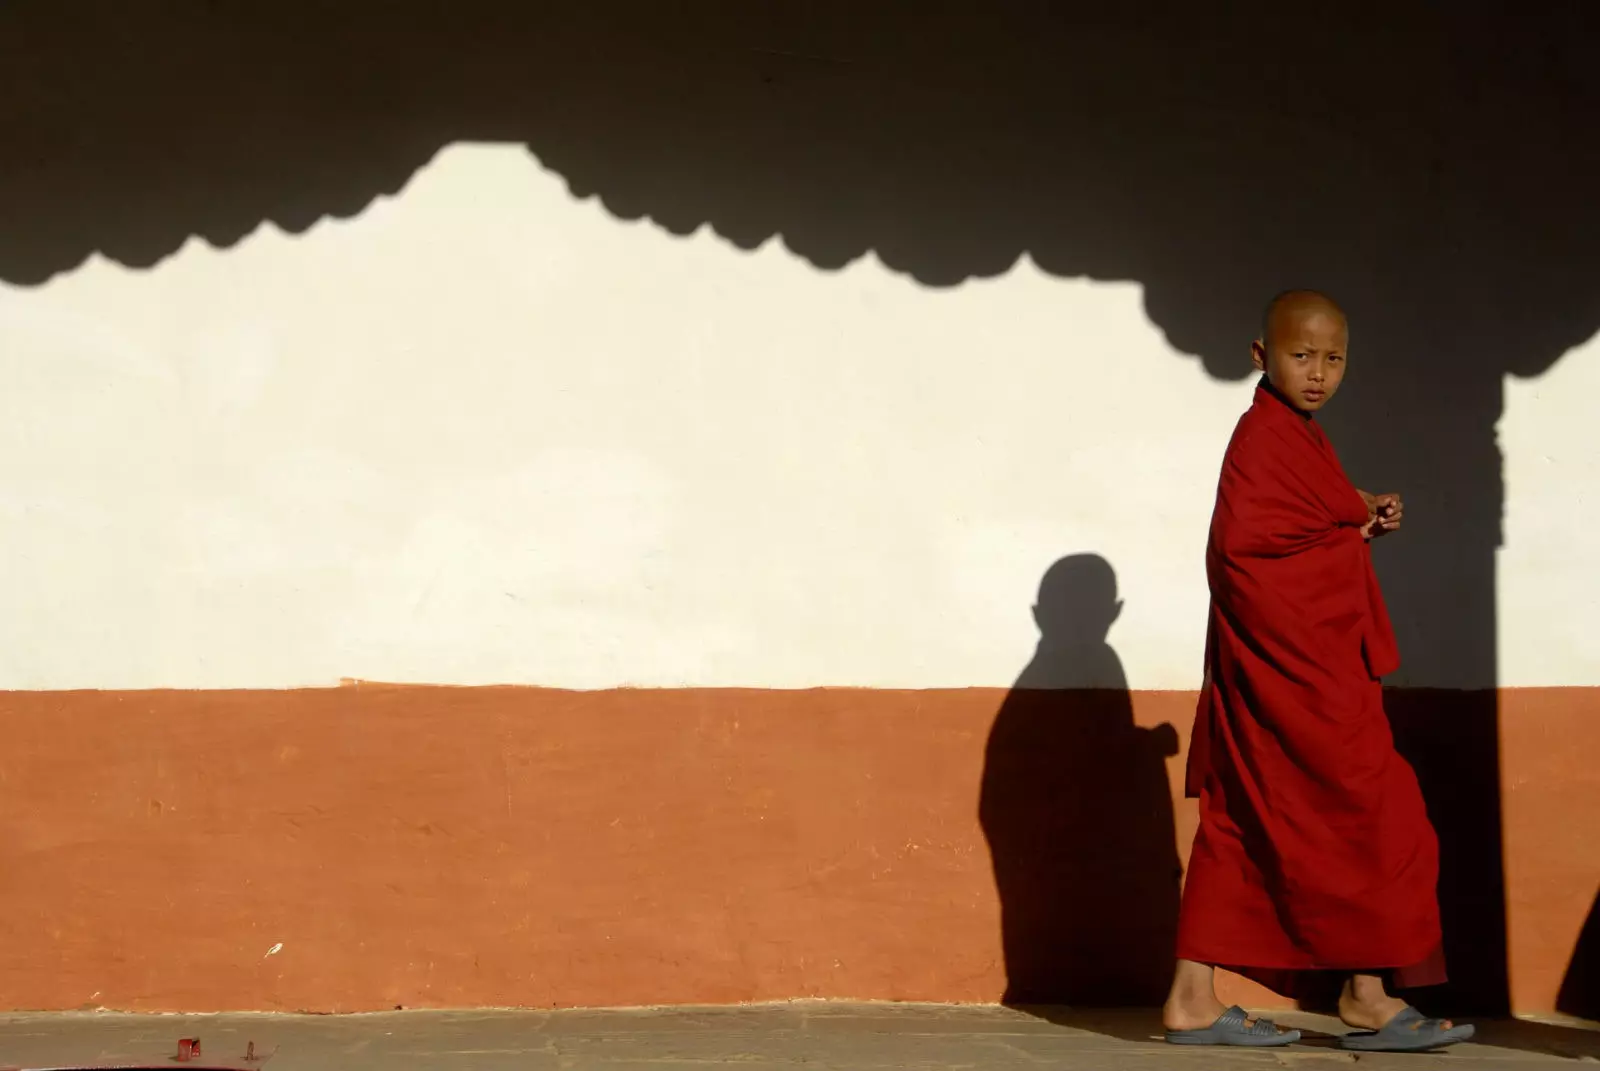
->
1014, 553, 1127, 694
1016, 557, 1177, 767
1033, 553, 1122, 648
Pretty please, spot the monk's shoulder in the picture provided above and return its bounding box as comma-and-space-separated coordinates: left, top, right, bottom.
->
1218, 405, 1305, 486
1221, 406, 1278, 466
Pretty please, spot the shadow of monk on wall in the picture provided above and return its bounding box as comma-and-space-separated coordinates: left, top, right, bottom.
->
978, 554, 1181, 1007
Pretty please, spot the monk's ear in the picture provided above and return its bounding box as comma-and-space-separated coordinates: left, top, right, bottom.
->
1110, 599, 1123, 624
1251, 339, 1267, 372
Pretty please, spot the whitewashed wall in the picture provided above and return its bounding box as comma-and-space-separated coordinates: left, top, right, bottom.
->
0, 144, 1594, 691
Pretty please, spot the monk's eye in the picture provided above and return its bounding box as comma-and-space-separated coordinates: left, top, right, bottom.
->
1329, 354, 1345, 363
1292, 353, 1309, 361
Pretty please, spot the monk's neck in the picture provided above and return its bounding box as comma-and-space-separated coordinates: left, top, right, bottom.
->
1258, 375, 1315, 422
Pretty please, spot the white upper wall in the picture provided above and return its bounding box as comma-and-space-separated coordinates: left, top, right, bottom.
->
1501, 369, 1600, 688
0, 144, 1594, 690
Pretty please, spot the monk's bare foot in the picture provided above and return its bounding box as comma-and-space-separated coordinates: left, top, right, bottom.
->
1337, 991, 1410, 1030
1163, 992, 1233, 1032
1338, 975, 1453, 1032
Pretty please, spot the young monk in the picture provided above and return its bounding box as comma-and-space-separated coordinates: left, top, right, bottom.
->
1162, 291, 1474, 1052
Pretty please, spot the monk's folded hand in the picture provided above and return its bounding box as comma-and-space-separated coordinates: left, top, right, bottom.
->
1360, 492, 1403, 540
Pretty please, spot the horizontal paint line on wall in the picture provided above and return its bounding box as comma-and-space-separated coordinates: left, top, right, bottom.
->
3, 681, 1569, 696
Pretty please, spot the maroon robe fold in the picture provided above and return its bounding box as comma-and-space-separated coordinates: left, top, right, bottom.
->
1177, 381, 1445, 992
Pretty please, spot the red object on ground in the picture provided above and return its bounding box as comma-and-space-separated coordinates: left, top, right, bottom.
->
1177, 382, 1445, 993
176, 1040, 200, 1063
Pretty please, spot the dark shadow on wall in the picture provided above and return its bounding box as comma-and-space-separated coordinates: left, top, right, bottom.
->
1386, 691, 1512, 1014
978, 555, 1181, 1005
5, 0, 1597, 1012
1558, 891, 1600, 1021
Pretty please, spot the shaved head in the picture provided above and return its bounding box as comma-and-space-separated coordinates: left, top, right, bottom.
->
1261, 289, 1346, 346
1252, 290, 1350, 413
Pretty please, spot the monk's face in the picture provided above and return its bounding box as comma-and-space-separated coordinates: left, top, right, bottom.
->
1251, 306, 1348, 413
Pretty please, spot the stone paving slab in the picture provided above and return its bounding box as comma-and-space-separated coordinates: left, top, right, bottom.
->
1, 1003, 1597, 1071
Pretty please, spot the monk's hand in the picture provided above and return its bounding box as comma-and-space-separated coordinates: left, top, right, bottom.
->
1362, 492, 1403, 540
1358, 490, 1379, 538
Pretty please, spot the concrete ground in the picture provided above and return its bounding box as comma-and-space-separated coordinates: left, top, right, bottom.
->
2, 1003, 1599, 1071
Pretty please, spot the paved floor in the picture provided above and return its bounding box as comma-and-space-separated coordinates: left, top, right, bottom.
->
2, 1003, 1598, 1071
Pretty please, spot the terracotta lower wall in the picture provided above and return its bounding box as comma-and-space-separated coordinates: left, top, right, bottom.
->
0, 685, 1594, 1015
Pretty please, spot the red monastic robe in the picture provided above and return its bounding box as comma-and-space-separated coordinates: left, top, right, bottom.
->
1177, 381, 1445, 991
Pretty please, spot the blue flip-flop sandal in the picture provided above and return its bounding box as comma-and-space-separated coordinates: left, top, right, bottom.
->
1339, 1007, 1475, 1052
1166, 1005, 1301, 1047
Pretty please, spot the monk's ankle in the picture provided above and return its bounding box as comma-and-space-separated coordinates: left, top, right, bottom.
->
1163, 960, 1229, 1031
1337, 981, 1409, 1031
1162, 993, 1230, 1032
